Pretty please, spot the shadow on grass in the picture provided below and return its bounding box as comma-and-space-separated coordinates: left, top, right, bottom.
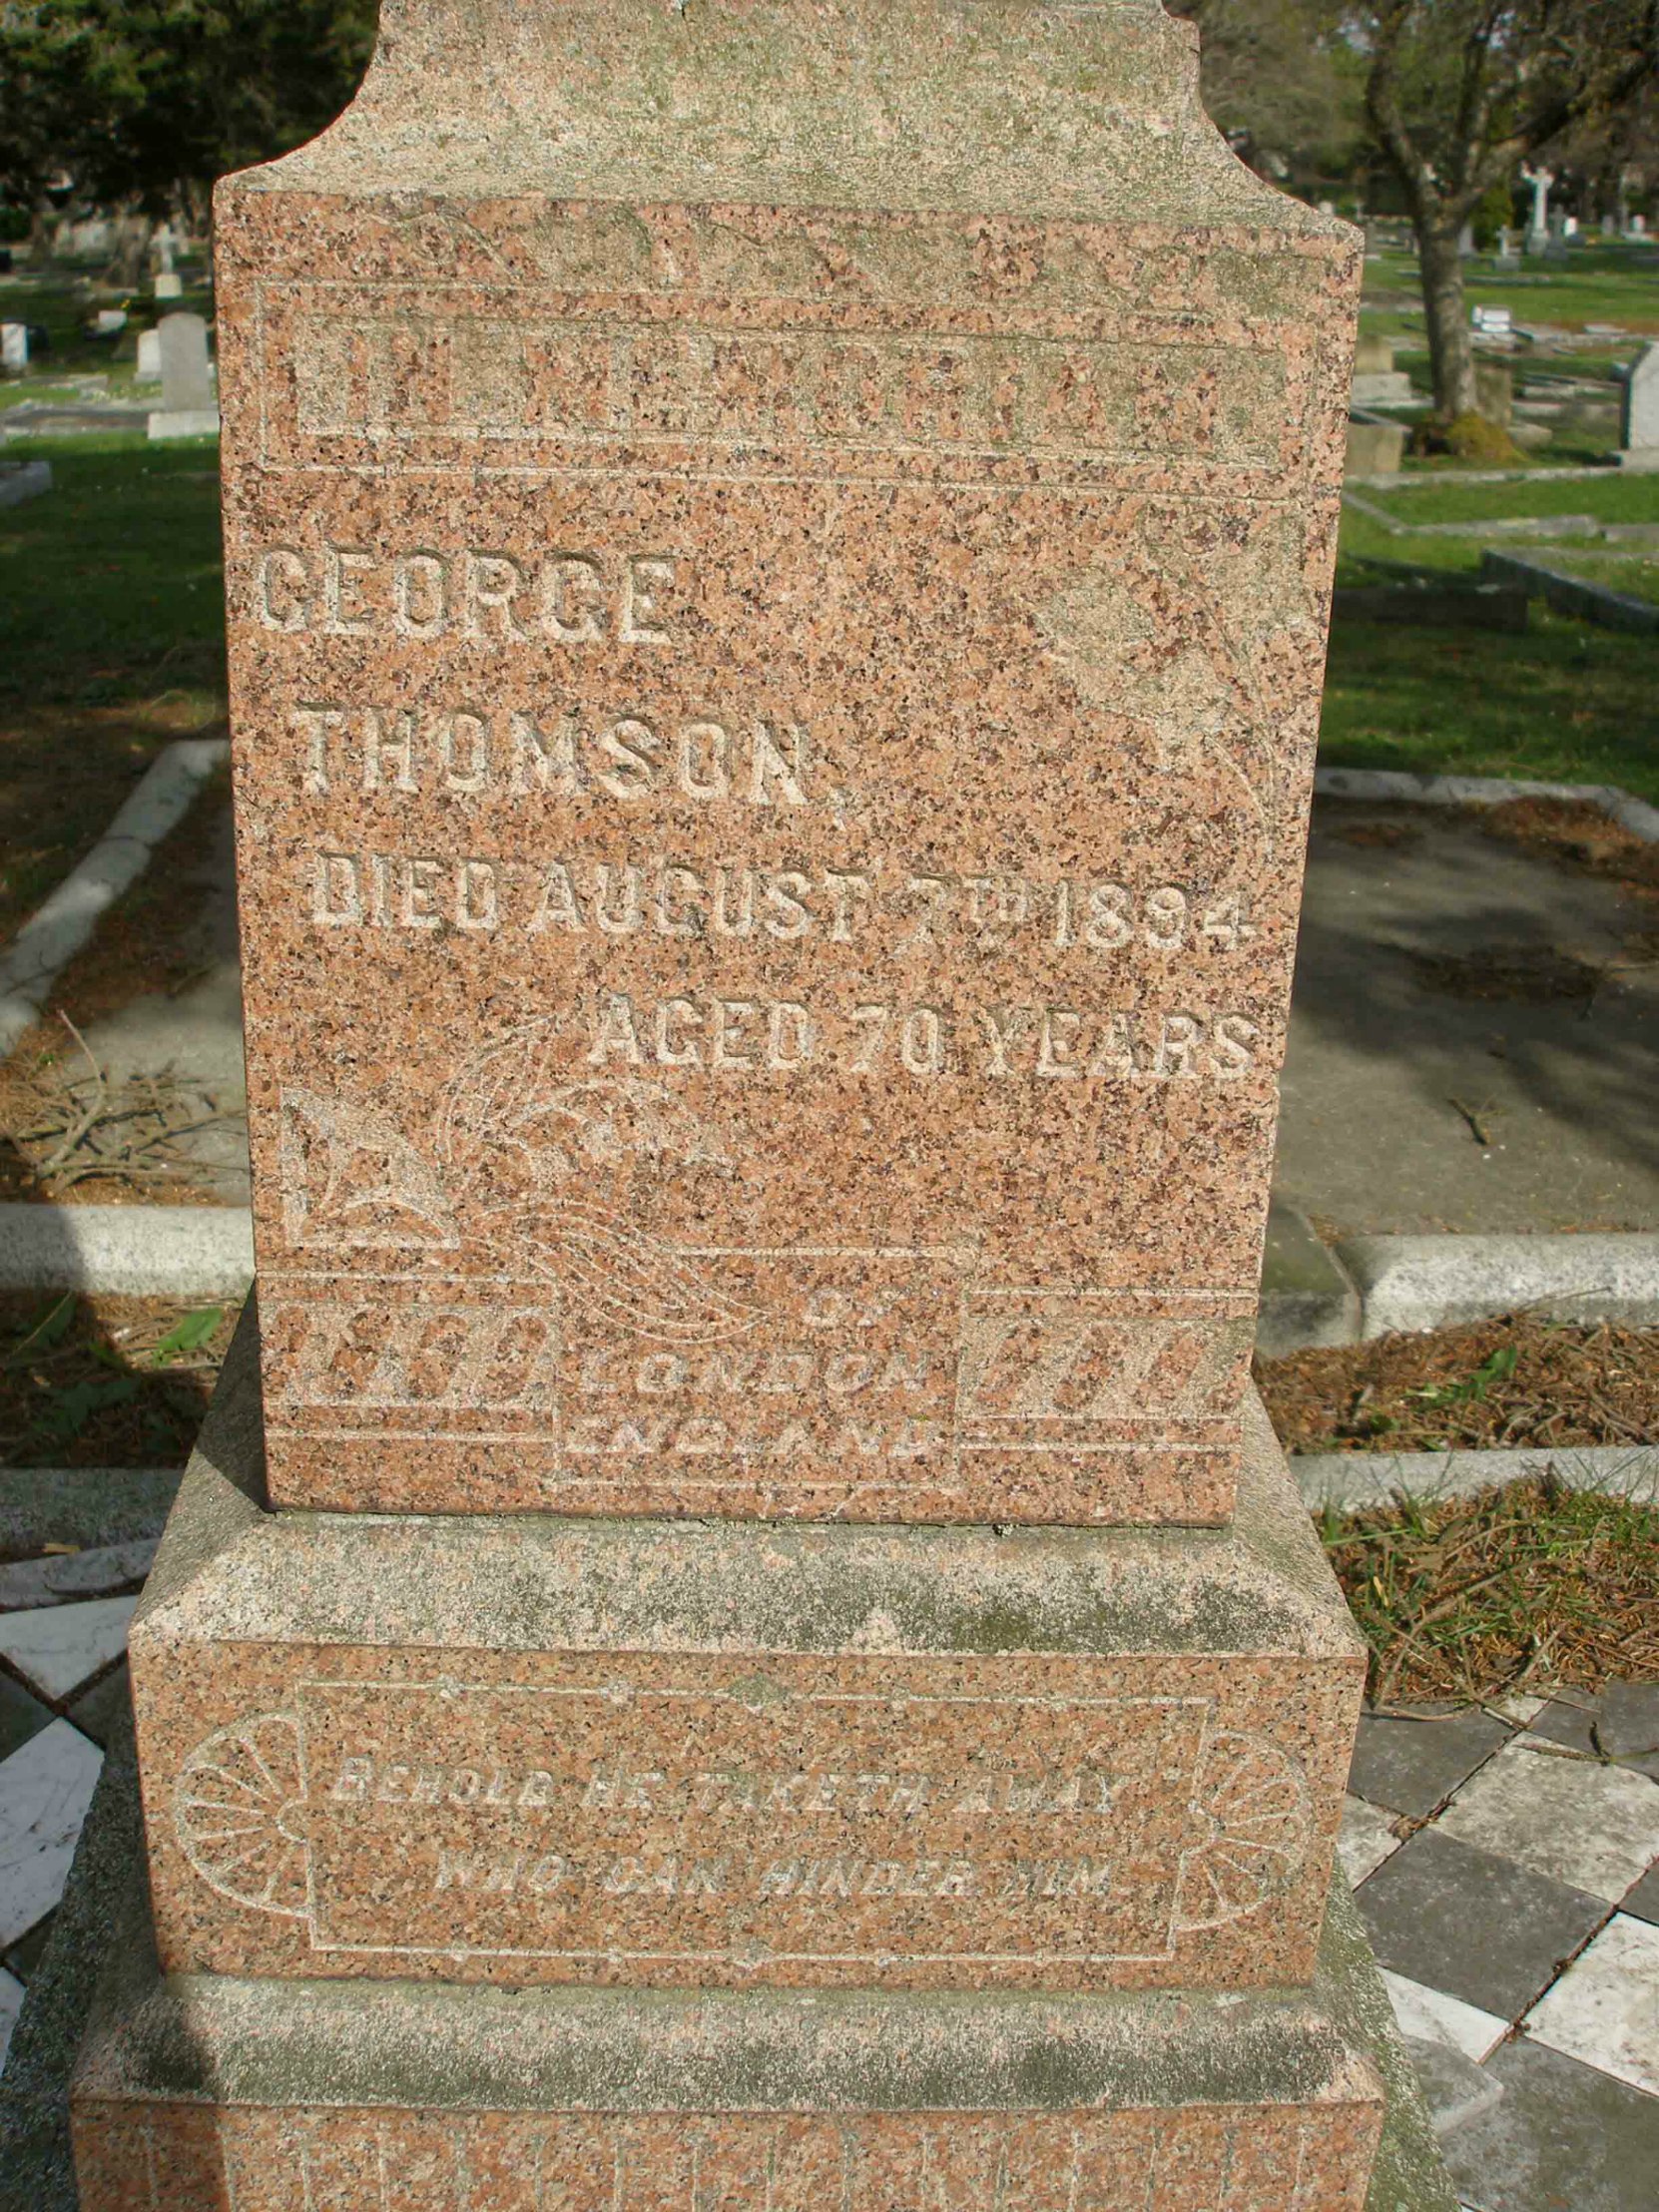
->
0, 1279, 234, 1476
1321, 608, 1659, 803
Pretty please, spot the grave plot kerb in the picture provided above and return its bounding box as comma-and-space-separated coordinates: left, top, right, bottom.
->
213, 0, 1359, 1524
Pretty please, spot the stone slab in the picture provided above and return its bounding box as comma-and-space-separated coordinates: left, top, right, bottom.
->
0, 738, 229, 1062
0, 1602, 135, 1705
0, 1722, 103, 1949
1436, 2034, 1659, 2212
0, 1204, 254, 1296
1356, 1830, 1606, 2022
1523, 1913, 1659, 2096
1257, 1199, 1360, 1356
1347, 1709, 1511, 1823
128, 1306, 1364, 1994
1435, 1740, 1659, 1904
144, 408, 219, 441
216, 0, 1358, 1526
0, 1469, 181, 1558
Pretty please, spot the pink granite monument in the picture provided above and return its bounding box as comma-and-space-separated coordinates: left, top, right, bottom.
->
65, 7, 1455, 2208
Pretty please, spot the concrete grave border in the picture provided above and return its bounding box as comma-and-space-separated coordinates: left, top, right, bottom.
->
0, 737, 229, 1061
1478, 548, 1659, 634
1293, 1444, 1658, 1514
0, 1205, 252, 1298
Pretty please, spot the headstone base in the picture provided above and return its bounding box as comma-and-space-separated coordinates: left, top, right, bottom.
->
1616, 446, 1659, 471
128, 1310, 1365, 1997
66, 1752, 1456, 2212
145, 407, 219, 440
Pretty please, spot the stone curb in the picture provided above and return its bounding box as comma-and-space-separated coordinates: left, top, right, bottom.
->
1293, 1445, 1659, 1512
1479, 547, 1659, 635
0, 737, 229, 1060
1338, 1231, 1659, 1338
1311, 765, 1659, 843
0, 1204, 253, 1297
1260, 1218, 1659, 1351
1344, 464, 1615, 491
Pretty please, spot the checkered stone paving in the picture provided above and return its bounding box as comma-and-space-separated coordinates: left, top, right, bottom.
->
1345, 1692, 1659, 2211
0, 1470, 1656, 2207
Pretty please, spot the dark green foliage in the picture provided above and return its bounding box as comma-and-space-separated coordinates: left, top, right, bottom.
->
0, 0, 378, 216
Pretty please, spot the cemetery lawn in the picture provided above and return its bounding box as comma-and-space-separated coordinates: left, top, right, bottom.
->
0, 273, 217, 411
0, 434, 225, 937
1361, 245, 1659, 343
1356, 474, 1659, 528
1327, 500, 1659, 800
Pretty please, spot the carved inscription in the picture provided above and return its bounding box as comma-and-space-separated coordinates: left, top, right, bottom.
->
256, 542, 683, 644
261, 1259, 1251, 1481
289, 312, 1286, 469
80, 2102, 1372, 2212
168, 1682, 1312, 1978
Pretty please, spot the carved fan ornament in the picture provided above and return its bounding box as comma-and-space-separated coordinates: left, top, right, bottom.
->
173, 1714, 310, 1918
1173, 1729, 1312, 1934
278, 1022, 759, 1344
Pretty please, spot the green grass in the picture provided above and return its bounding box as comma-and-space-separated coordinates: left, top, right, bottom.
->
1324, 509, 1659, 798
1362, 474, 1659, 526
0, 433, 225, 930
0, 435, 224, 709
1534, 550, 1659, 610
1362, 244, 1659, 339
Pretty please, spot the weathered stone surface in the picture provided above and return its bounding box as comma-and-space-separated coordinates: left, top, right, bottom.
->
70, 1763, 1436, 2212
129, 1306, 1364, 1992
215, 0, 1359, 1522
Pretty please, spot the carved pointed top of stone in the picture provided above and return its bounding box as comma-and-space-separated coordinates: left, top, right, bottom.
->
231, 0, 1337, 230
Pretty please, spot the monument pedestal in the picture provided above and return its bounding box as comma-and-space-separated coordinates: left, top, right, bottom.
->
128, 1315, 1361, 1998
56, 1313, 1458, 2209
73, 1828, 1439, 2212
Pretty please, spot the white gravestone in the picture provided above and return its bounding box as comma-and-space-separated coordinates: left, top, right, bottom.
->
1620, 343, 1659, 470
136, 328, 161, 380
148, 311, 219, 439
1, 324, 26, 373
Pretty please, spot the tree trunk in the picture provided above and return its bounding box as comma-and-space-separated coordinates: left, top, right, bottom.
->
1417, 220, 1481, 419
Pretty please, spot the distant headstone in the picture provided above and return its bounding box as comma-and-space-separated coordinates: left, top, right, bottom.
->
154, 272, 184, 300
1352, 332, 1411, 405
136, 328, 162, 380
1620, 342, 1659, 470
1474, 360, 1513, 428
0, 323, 27, 373
90, 308, 127, 336
1496, 228, 1518, 263
1457, 222, 1475, 256
1522, 165, 1554, 250
148, 310, 219, 439
1346, 412, 1407, 476
159, 312, 212, 408
1630, 215, 1648, 237
1472, 303, 1514, 341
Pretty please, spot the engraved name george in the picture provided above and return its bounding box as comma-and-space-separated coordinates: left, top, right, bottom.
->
256, 543, 684, 645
